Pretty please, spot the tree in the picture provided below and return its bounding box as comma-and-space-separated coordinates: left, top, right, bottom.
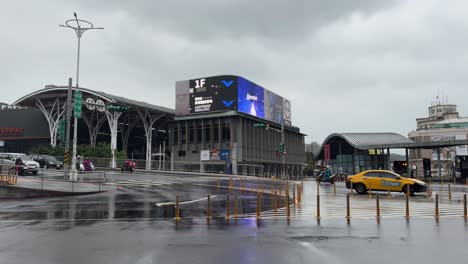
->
303, 152, 317, 176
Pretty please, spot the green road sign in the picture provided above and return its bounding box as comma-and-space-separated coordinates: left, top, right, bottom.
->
74, 91, 82, 118
58, 119, 66, 141
254, 123, 266, 128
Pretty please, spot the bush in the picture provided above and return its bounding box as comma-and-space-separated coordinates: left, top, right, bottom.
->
28, 143, 127, 160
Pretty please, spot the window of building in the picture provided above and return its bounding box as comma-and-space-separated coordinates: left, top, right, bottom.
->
189, 125, 194, 143
173, 127, 178, 144
197, 124, 202, 143
181, 126, 186, 144
205, 124, 211, 141
222, 122, 231, 141
213, 123, 219, 141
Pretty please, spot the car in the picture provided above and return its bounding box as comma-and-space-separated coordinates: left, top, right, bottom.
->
0, 153, 40, 175
346, 170, 427, 196
29, 154, 63, 169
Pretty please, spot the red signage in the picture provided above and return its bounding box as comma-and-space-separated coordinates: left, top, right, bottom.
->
324, 144, 331, 162
0, 128, 25, 138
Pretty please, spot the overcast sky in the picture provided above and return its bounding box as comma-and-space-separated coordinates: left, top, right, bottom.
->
2, 0, 468, 144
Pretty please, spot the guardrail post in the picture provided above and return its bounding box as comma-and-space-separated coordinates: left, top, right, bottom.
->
448, 184, 452, 201
256, 193, 261, 220
226, 194, 230, 219
293, 183, 296, 205
405, 192, 410, 219
350, 182, 353, 195
175, 195, 181, 221
316, 193, 321, 220
274, 191, 278, 212
206, 195, 211, 220
235, 193, 239, 218
464, 193, 467, 220
286, 194, 291, 221
435, 193, 439, 219
346, 194, 351, 224
333, 181, 336, 196
376, 194, 381, 220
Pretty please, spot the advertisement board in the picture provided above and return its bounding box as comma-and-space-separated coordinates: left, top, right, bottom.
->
220, 149, 230, 161
210, 149, 220, 160
180, 75, 292, 126
264, 90, 283, 124
237, 77, 265, 118
189, 76, 238, 113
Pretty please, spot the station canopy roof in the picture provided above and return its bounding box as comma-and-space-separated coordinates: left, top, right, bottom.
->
317, 132, 468, 159
12, 85, 174, 114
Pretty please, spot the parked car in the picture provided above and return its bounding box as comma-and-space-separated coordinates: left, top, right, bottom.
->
0, 153, 40, 175
29, 154, 63, 169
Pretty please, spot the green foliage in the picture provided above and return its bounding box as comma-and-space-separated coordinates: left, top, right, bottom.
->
28, 143, 127, 160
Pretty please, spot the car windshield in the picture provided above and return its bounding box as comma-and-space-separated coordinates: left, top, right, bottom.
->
17, 154, 33, 161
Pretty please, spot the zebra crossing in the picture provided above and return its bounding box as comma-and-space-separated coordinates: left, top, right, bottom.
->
240, 193, 466, 220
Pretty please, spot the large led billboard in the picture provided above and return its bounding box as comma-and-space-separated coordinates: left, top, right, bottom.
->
175, 75, 292, 125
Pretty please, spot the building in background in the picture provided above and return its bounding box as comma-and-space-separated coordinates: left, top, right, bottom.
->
305, 142, 321, 155
408, 99, 468, 177
0, 103, 50, 153
170, 75, 305, 178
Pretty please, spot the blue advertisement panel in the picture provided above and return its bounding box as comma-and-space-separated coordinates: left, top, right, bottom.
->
220, 149, 230, 161
189, 75, 238, 113
237, 77, 265, 119
264, 90, 283, 124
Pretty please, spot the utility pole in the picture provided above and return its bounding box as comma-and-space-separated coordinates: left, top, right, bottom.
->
60, 13, 103, 181
64, 78, 72, 178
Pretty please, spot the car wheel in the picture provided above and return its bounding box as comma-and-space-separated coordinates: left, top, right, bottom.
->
354, 183, 368, 195
44, 164, 48, 169
402, 185, 415, 196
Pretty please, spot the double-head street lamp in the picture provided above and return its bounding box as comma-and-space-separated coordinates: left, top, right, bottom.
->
60, 13, 103, 181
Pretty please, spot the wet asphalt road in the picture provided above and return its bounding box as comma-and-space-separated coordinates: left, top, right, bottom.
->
1, 172, 468, 263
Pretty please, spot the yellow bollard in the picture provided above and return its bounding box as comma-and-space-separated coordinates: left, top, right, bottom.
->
235, 193, 239, 218
279, 180, 282, 196
368, 188, 372, 199
286, 194, 291, 220
448, 184, 452, 201
297, 184, 301, 203
346, 194, 351, 224
464, 193, 467, 220
226, 194, 230, 219
405, 191, 410, 219
174, 195, 181, 221
376, 194, 381, 220
333, 181, 336, 196
435, 193, 439, 219
270, 178, 274, 194
206, 195, 211, 219
426, 184, 431, 200
274, 191, 278, 212
293, 183, 296, 205
316, 194, 321, 219
387, 189, 391, 199
256, 193, 261, 220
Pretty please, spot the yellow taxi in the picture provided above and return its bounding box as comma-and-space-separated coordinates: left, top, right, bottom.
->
346, 170, 427, 196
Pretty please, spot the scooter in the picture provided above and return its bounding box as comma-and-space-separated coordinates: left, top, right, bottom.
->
121, 160, 136, 172
316, 172, 336, 184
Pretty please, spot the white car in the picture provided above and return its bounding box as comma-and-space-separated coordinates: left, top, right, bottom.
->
0, 153, 40, 175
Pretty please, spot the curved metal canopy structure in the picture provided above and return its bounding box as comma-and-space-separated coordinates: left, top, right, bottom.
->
13, 84, 174, 169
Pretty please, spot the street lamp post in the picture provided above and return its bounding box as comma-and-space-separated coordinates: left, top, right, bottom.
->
60, 13, 103, 181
